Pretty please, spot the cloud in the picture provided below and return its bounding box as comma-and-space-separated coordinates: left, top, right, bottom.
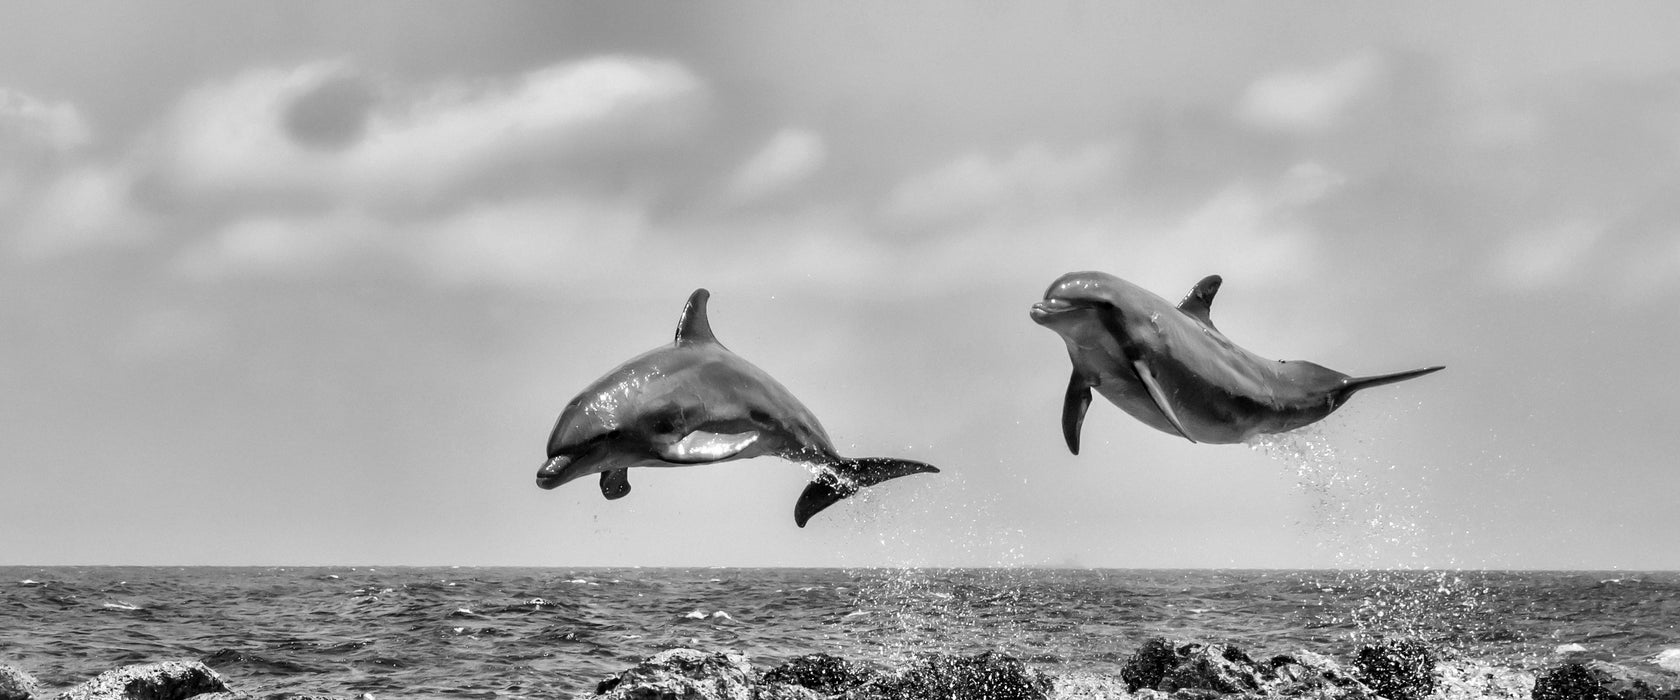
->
6, 165, 153, 260
1238, 52, 1385, 133
883, 142, 1120, 226
409, 197, 649, 290
1491, 219, 1607, 292
1, 88, 134, 259
281, 73, 378, 151
0, 88, 91, 155
147, 55, 709, 281
174, 209, 384, 280
176, 195, 655, 292
723, 127, 827, 204
154, 56, 705, 209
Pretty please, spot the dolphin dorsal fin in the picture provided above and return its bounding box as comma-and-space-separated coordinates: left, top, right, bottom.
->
675, 288, 720, 346
1177, 274, 1222, 330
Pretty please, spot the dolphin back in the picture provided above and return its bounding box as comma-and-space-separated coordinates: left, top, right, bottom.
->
793, 457, 940, 527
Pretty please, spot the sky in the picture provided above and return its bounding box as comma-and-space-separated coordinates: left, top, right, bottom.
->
2, 2, 1678, 570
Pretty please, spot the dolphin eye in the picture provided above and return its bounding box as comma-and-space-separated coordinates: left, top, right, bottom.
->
749, 409, 772, 424
648, 413, 681, 435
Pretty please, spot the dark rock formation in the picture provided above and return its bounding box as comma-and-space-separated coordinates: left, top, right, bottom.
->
1120, 637, 1379, 699
1533, 659, 1680, 700
53, 660, 230, 700
1122, 637, 1193, 691
1160, 644, 1263, 695
2, 664, 42, 700
761, 654, 873, 696
593, 648, 755, 700
853, 651, 1053, 700
1265, 650, 1371, 697
1352, 638, 1438, 700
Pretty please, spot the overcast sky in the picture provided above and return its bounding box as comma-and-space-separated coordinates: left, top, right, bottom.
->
3, 2, 1678, 569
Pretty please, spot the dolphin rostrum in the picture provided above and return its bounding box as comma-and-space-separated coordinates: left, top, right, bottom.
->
537, 289, 939, 526
1030, 271, 1444, 450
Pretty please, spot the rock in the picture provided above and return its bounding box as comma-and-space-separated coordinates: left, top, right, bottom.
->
594, 648, 755, 700
851, 651, 1052, 700
1352, 638, 1439, 700
54, 660, 230, 700
2, 665, 43, 700
1049, 672, 1133, 700
1266, 650, 1373, 698
1122, 638, 1193, 692
1432, 657, 1532, 700
1162, 689, 1224, 700
762, 654, 873, 696
1532, 659, 1680, 700
755, 685, 821, 700
1655, 650, 1680, 675
1159, 644, 1263, 695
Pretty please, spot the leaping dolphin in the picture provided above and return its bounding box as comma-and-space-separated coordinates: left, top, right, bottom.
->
537, 289, 939, 526
1030, 271, 1443, 450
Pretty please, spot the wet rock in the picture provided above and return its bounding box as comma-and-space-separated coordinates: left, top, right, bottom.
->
1265, 650, 1373, 698
593, 648, 754, 700
1048, 672, 1133, 700
1433, 658, 1533, 700
762, 654, 873, 696
53, 660, 230, 700
755, 685, 821, 700
1122, 638, 1194, 691
2, 664, 43, 700
1160, 644, 1263, 695
1655, 651, 1680, 675
851, 651, 1052, 700
1532, 659, 1680, 700
1352, 638, 1439, 700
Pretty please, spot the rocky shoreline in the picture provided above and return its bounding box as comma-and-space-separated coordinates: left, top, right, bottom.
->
584, 640, 1679, 700
4, 637, 1678, 699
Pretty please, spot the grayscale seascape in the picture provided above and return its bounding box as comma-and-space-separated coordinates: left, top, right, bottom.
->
4, 566, 1677, 698
4, 4, 1679, 700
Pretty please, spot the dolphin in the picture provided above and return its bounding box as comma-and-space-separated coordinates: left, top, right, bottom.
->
1030, 271, 1444, 450
537, 289, 939, 526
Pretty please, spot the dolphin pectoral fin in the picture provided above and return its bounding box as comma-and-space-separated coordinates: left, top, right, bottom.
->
1062, 371, 1092, 455
599, 469, 632, 500
1176, 274, 1222, 330
1130, 359, 1197, 443
792, 457, 939, 527
658, 430, 760, 463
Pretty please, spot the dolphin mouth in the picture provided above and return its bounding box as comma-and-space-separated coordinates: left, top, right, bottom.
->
1030, 298, 1081, 323
536, 455, 581, 490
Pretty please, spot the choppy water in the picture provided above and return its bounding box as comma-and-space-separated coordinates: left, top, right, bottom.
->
2, 566, 1677, 698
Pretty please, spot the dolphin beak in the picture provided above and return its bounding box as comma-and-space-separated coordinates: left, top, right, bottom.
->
536, 455, 584, 490
1030, 298, 1077, 324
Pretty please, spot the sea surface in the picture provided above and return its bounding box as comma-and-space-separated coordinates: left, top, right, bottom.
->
2, 566, 1677, 698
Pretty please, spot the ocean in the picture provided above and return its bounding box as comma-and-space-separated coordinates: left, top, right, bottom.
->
1, 566, 1676, 698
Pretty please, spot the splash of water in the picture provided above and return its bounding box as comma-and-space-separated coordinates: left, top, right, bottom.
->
831, 456, 1037, 664
1246, 420, 1489, 653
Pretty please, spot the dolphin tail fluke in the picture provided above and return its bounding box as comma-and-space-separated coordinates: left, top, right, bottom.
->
793, 457, 940, 527
1342, 365, 1445, 395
